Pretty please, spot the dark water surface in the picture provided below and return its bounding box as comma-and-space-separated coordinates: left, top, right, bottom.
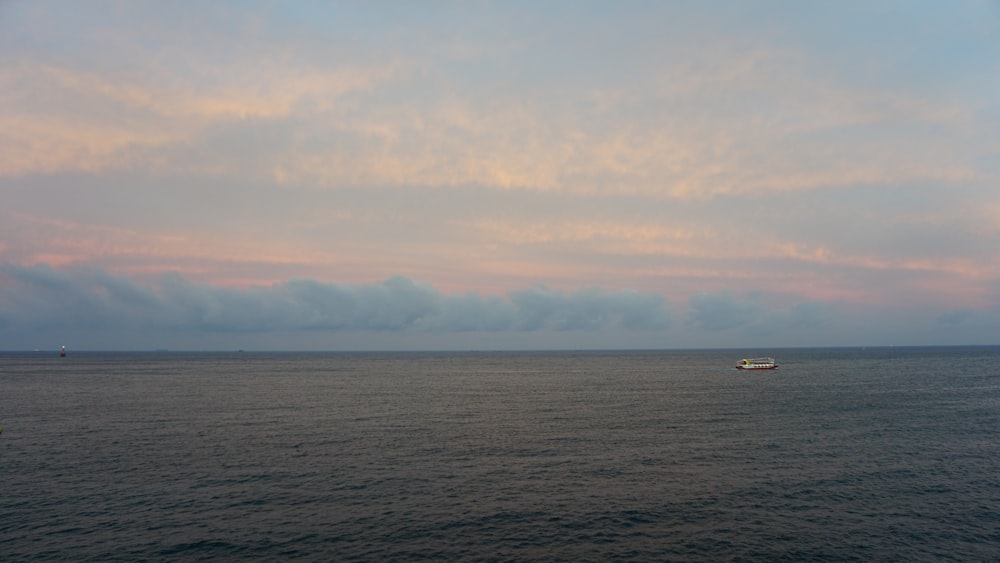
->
2, 347, 998, 561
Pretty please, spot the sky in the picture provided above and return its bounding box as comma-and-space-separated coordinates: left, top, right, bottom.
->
2, 1, 999, 351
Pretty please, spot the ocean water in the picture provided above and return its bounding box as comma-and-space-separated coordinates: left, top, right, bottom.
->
1, 347, 998, 561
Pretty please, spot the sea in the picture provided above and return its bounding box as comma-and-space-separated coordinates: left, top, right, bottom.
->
1, 347, 998, 561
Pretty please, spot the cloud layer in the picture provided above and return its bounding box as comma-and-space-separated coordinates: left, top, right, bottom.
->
1, 2, 998, 349
0, 263, 670, 336
4, 262, 992, 351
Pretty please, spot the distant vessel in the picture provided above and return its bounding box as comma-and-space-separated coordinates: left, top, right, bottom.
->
736, 357, 777, 370
60, 346, 66, 358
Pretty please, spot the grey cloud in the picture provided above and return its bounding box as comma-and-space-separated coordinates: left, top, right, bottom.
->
509, 285, 671, 332
790, 300, 836, 329
0, 264, 671, 336
419, 293, 517, 332
936, 306, 1000, 328
687, 291, 835, 332
279, 276, 441, 331
936, 309, 975, 326
687, 292, 761, 331
0, 263, 156, 330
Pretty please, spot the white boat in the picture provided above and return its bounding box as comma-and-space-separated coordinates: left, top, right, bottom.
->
736, 357, 777, 370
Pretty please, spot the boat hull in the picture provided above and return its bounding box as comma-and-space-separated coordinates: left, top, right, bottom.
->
736, 357, 777, 370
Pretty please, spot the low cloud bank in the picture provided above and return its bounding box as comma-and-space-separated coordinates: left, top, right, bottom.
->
687, 291, 836, 333
0, 263, 672, 334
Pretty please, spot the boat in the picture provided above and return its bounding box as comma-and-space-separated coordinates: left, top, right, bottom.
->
736, 357, 777, 370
